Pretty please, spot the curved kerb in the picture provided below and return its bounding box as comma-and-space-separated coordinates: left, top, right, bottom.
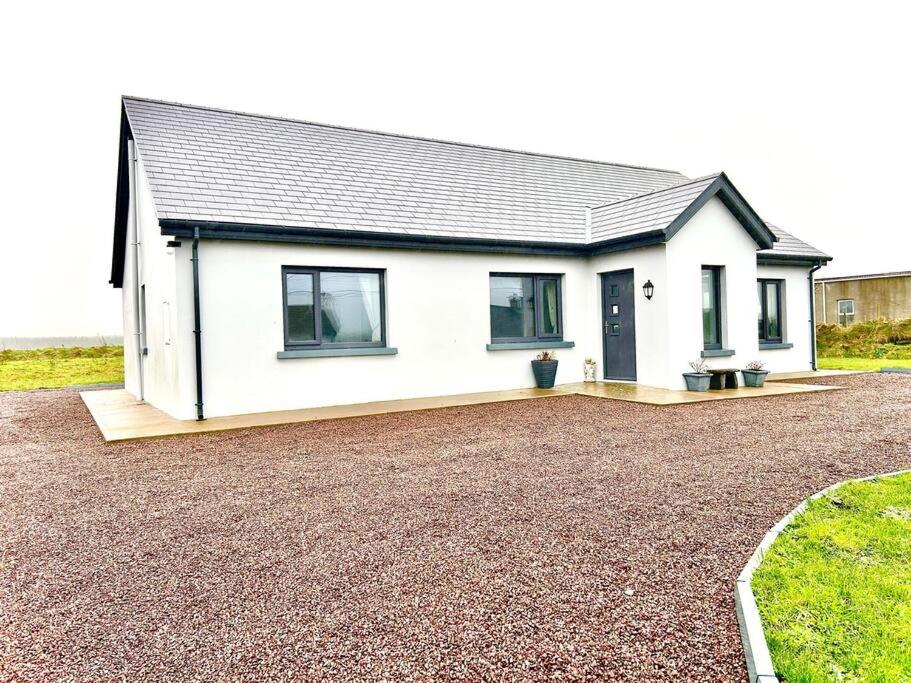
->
734, 468, 911, 683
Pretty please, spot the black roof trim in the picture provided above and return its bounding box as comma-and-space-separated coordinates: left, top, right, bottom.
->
757, 253, 832, 265
157, 219, 828, 263
159, 220, 587, 256
110, 106, 132, 287
663, 173, 777, 250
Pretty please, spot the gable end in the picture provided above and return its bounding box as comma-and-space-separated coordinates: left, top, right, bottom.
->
664, 173, 776, 250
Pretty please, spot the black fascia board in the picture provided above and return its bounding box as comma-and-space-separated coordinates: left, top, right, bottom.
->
109, 106, 132, 288
663, 173, 777, 250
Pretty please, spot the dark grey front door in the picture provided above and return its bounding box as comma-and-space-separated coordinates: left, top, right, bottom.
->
602, 270, 637, 381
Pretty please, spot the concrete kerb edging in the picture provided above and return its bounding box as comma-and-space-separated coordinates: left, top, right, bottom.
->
734, 468, 911, 683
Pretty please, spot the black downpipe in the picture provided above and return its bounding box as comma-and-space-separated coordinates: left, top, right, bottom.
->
192, 227, 204, 420
808, 261, 823, 371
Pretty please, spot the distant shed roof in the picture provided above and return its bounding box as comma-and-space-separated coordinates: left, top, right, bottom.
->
111, 97, 830, 285
816, 270, 910, 283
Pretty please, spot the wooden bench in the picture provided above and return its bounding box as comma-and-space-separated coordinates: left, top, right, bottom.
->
708, 368, 738, 390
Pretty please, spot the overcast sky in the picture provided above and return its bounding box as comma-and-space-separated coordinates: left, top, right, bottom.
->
3, 1, 909, 337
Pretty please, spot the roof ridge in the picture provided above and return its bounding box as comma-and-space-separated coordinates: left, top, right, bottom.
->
121, 95, 685, 176
588, 173, 720, 211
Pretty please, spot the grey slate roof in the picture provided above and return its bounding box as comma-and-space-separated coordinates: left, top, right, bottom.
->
760, 223, 831, 261
123, 97, 687, 244
121, 96, 828, 260
589, 175, 718, 242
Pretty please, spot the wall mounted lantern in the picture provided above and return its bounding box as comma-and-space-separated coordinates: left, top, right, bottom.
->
643, 280, 654, 300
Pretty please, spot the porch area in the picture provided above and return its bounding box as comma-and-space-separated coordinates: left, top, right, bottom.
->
81, 371, 847, 442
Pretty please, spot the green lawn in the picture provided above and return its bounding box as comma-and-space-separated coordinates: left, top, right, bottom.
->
818, 357, 911, 371
752, 473, 911, 682
0, 346, 124, 391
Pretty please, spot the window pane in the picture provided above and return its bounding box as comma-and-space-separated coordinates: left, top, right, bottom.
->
286, 273, 315, 342
540, 279, 559, 335
702, 269, 718, 346
319, 272, 382, 344
757, 282, 764, 339
490, 276, 535, 339
765, 282, 780, 339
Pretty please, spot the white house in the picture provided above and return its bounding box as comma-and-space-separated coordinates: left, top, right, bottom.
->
110, 97, 831, 420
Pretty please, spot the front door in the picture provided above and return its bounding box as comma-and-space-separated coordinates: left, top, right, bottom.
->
601, 270, 637, 381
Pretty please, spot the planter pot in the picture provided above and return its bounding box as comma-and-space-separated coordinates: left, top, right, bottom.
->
683, 372, 711, 392
583, 361, 597, 383
742, 369, 769, 387
532, 359, 559, 389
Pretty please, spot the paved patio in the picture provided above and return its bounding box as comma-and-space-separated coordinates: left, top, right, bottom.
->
2, 373, 908, 681
82, 373, 845, 441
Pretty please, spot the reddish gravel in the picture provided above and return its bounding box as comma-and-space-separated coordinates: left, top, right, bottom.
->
1, 375, 910, 681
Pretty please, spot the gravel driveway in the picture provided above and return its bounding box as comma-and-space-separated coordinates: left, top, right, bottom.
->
2, 374, 909, 681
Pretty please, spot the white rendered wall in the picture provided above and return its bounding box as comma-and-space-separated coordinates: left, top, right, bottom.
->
190, 242, 596, 418
121, 147, 186, 416
140, 194, 817, 418
120, 144, 140, 398
665, 197, 761, 389
757, 263, 815, 372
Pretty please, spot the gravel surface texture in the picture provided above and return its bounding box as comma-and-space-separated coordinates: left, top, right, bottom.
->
1, 375, 909, 681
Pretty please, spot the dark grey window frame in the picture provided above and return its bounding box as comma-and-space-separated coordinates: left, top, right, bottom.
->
702, 265, 723, 350
282, 266, 387, 351
489, 272, 564, 344
757, 278, 784, 343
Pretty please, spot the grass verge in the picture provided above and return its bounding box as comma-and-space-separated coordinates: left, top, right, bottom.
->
818, 357, 911, 371
752, 472, 911, 682
0, 346, 124, 391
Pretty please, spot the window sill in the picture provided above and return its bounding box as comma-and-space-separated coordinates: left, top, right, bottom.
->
486, 340, 575, 351
277, 347, 398, 359
701, 348, 735, 358
759, 342, 794, 350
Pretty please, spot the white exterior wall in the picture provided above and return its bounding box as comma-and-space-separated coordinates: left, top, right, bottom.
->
121, 147, 187, 417
190, 243, 594, 418
757, 263, 814, 372
121, 143, 140, 398
665, 197, 761, 389
122, 181, 817, 418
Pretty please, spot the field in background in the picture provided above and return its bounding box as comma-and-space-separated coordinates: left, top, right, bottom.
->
0, 346, 123, 391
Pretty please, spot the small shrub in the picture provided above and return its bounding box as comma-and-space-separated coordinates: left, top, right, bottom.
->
688, 358, 710, 374
535, 350, 556, 362
745, 360, 767, 371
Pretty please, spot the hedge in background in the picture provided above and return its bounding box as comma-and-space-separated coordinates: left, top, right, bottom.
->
816, 318, 911, 360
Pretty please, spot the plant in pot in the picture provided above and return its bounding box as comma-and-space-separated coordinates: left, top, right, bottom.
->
683, 358, 712, 392
583, 357, 597, 382
531, 350, 559, 389
742, 360, 769, 387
